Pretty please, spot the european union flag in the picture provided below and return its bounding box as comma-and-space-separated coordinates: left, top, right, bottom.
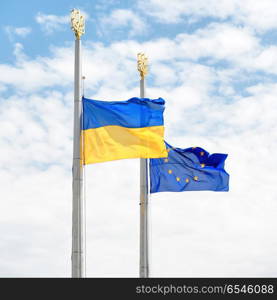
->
150, 142, 229, 193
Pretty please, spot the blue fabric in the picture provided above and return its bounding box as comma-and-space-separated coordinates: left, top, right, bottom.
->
150, 142, 229, 193
82, 97, 165, 129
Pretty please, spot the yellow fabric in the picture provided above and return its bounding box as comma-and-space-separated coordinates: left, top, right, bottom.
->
82, 125, 167, 164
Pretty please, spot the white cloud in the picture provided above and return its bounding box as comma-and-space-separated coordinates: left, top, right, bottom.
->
35, 12, 69, 34
35, 11, 89, 34
234, 0, 277, 32
253, 46, 277, 73
13, 27, 31, 37
177, 23, 259, 62
0, 43, 73, 92
138, 0, 277, 32
4, 26, 32, 41
100, 9, 147, 37
2, 23, 272, 95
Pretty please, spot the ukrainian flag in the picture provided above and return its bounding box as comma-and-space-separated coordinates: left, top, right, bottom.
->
82, 97, 168, 164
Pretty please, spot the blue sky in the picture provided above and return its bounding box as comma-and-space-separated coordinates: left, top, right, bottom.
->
1, 0, 277, 277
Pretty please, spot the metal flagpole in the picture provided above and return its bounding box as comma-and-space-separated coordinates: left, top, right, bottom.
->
137, 53, 149, 278
71, 9, 85, 278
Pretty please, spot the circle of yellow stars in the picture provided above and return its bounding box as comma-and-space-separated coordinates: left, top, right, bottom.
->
165, 147, 202, 184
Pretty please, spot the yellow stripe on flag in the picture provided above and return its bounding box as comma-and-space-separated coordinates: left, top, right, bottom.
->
82, 125, 167, 164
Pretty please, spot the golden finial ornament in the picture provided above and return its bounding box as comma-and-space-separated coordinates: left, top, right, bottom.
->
137, 52, 148, 79
71, 9, 85, 40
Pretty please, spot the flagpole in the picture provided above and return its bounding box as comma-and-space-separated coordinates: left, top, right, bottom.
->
71, 9, 85, 278
137, 53, 149, 278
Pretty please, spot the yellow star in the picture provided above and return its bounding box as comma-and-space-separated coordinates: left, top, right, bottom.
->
168, 170, 172, 174
185, 178, 189, 183
176, 177, 180, 182
200, 164, 205, 168
193, 176, 198, 181
164, 158, 169, 163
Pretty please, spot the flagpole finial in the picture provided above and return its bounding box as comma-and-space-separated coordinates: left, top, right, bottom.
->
71, 9, 85, 40
137, 53, 148, 79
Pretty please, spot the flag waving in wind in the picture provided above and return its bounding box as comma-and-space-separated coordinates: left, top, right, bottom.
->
82, 97, 168, 164
150, 142, 229, 193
